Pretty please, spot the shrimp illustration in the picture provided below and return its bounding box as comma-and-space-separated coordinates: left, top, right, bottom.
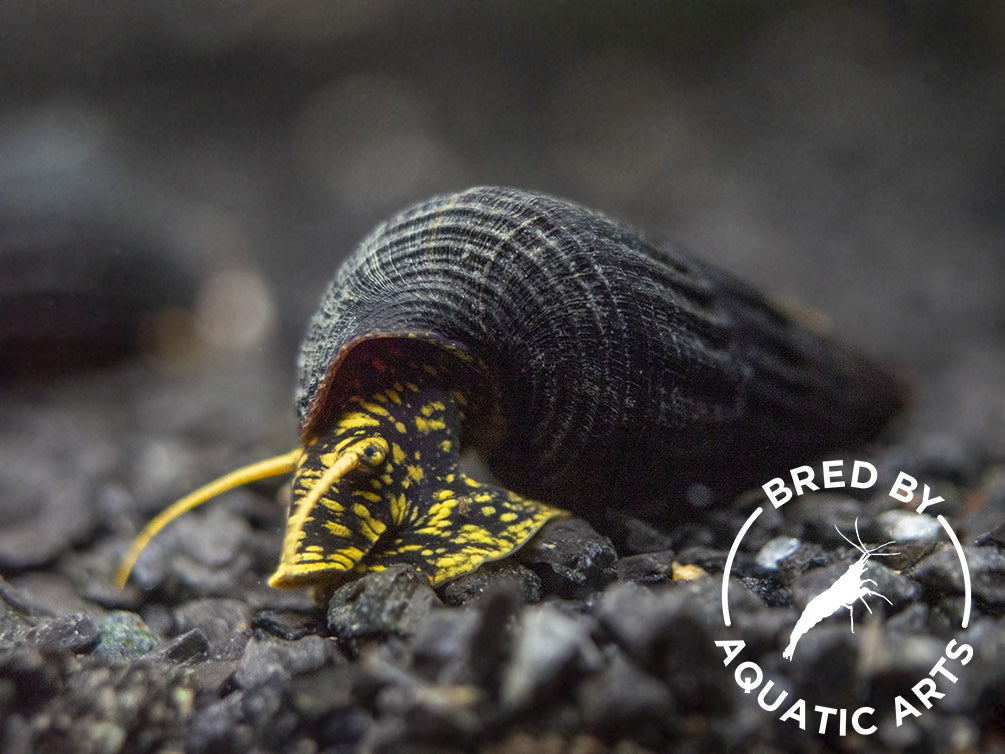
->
783, 519, 897, 661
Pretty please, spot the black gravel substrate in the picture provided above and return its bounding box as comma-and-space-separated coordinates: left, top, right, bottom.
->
2, 361, 1005, 753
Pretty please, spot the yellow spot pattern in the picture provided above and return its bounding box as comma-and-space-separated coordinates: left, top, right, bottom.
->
268, 357, 570, 590
414, 416, 447, 434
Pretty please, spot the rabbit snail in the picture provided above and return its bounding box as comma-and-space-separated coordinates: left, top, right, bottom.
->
116, 186, 905, 591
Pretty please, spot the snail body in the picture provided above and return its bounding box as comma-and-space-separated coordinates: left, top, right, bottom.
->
117, 187, 905, 590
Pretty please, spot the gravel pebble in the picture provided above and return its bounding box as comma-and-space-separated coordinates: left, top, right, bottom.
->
170, 598, 253, 659
0, 466, 95, 570
23, 613, 100, 654
411, 607, 481, 684
437, 560, 542, 606
515, 518, 618, 599
93, 611, 160, 659
755, 536, 802, 569
913, 546, 1005, 608
327, 565, 439, 642
149, 628, 211, 664
577, 653, 677, 748
596, 581, 738, 715
233, 634, 334, 689
875, 509, 943, 541
974, 518, 1005, 550
500, 603, 599, 712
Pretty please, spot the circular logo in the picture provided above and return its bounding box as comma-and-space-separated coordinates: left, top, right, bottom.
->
716, 459, 973, 737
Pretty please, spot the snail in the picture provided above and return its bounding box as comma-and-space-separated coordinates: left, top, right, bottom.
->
116, 186, 905, 592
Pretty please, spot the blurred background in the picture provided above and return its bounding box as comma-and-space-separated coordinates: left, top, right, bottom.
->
2, 0, 1004, 455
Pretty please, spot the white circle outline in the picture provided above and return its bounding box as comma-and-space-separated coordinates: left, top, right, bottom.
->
720, 506, 973, 629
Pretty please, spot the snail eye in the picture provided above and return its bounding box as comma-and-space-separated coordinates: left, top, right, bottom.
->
356, 440, 388, 469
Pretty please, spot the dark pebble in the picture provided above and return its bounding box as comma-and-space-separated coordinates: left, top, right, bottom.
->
186, 658, 241, 698
0, 473, 94, 571
23, 612, 100, 654
125, 506, 258, 597
774, 541, 834, 581
251, 608, 324, 640
785, 625, 862, 709
929, 597, 972, 633
437, 559, 541, 606
885, 602, 931, 635
0, 577, 37, 618
974, 675, 1005, 735
515, 518, 618, 599
5, 571, 102, 619
185, 694, 253, 754
865, 633, 947, 703
0, 595, 32, 650
241, 683, 294, 744
615, 550, 677, 585
374, 675, 484, 746
739, 573, 792, 608
173, 597, 252, 634
595, 581, 742, 715
880, 540, 940, 572
327, 565, 439, 641
150, 628, 211, 663
232, 634, 335, 690
974, 518, 1005, 550
57, 545, 140, 611
867, 561, 923, 607
285, 664, 372, 749
171, 597, 253, 659
465, 585, 522, 695
413, 583, 521, 698
611, 516, 678, 555
0, 647, 64, 715
913, 546, 1005, 607
499, 603, 600, 713
577, 653, 677, 747
410, 607, 481, 684
787, 494, 865, 545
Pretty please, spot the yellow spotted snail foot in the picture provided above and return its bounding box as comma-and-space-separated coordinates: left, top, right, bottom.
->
116, 187, 906, 594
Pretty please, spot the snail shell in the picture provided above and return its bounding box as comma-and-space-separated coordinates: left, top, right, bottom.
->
296, 186, 905, 530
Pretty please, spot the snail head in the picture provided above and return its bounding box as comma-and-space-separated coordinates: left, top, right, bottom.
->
115, 374, 564, 593
269, 381, 565, 590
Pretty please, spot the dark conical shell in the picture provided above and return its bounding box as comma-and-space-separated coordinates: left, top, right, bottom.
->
297, 187, 905, 527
